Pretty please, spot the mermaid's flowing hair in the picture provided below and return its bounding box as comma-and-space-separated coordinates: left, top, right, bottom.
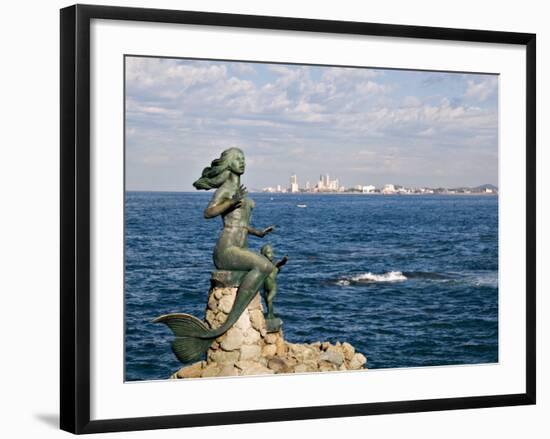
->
192, 147, 243, 190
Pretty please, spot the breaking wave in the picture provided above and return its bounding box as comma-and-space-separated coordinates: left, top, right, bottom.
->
336, 271, 407, 285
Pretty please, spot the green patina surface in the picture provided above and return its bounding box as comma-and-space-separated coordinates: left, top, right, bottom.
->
210, 270, 248, 288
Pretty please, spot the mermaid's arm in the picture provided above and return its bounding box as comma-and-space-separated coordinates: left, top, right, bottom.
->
204, 198, 236, 218
247, 225, 274, 237
203, 185, 246, 218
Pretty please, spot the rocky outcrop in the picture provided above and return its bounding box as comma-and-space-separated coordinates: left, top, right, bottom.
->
170, 273, 367, 379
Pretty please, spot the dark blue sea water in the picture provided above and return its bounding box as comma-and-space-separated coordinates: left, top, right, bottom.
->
125, 192, 498, 381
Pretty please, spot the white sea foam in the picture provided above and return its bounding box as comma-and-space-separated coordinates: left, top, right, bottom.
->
471, 272, 498, 288
337, 271, 407, 285
352, 271, 407, 282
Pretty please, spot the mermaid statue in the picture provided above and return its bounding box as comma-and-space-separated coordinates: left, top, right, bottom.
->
154, 148, 276, 363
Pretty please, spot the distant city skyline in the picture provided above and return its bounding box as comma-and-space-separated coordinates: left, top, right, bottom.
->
125, 56, 498, 191
260, 172, 497, 195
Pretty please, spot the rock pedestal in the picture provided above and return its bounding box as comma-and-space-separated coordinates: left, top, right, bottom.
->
171, 271, 367, 379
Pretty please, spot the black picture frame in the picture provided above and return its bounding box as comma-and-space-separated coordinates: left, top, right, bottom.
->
60, 4, 536, 434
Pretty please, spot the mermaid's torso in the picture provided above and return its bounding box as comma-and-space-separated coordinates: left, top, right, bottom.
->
213, 197, 255, 267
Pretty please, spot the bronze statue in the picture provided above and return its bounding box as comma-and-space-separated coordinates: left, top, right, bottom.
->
154, 148, 277, 363
260, 244, 288, 332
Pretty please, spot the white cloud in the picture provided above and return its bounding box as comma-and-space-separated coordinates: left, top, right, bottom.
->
465, 76, 498, 102
126, 57, 228, 92
355, 80, 388, 95
402, 96, 422, 108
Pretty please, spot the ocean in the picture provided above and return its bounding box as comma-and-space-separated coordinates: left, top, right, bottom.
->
125, 192, 498, 381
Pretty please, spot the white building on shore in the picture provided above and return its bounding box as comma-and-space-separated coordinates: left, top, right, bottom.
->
290, 174, 299, 193
316, 174, 343, 192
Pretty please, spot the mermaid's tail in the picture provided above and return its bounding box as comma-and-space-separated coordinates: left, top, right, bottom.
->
154, 285, 259, 363
153, 313, 214, 363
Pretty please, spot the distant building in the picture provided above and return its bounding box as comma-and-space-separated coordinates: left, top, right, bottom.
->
382, 184, 396, 194
290, 174, 299, 193
316, 173, 343, 192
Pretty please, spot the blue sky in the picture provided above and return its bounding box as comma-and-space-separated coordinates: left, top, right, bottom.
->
125, 56, 498, 191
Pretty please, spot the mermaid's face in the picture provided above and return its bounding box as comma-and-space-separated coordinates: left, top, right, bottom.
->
229, 151, 245, 175
262, 246, 273, 261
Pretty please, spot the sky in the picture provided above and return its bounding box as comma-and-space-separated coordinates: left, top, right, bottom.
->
125, 56, 498, 191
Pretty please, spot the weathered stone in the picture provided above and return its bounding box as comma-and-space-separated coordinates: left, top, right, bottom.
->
249, 309, 265, 331
283, 357, 298, 368
321, 342, 331, 351
318, 360, 338, 372
264, 333, 278, 344
220, 327, 244, 351
302, 346, 318, 361
222, 288, 234, 296
248, 293, 262, 311
207, 294, 219, 311
214, 289, 224, 300
218, 295, 235, 314
342, 342, 355, 361
289, 344, 315, 361
216, 312, 228, 325
260, 328, 267, 337
275, 338, 288, 356
289, 343, 302, 355
240, 344, 262, 361
235, 360, 257, 370
349, 353, 367, 370
294, 364, 308, 373
268, 357, 292, 373
175, 362, 203, 379
310, 341, 321, 350
208, 349, 240, 364
242, 327, 261, 345
320, 347, 345, 366
219, 364, 239, 377
234, 311, 252, 331
237, 361, 274, 376
302, 359, 319, 372
201, 363, 221, 377
205, 310, 217, 327
262, 344, 277, 357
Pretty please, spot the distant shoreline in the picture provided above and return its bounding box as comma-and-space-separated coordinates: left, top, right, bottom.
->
126, 190, 498, 196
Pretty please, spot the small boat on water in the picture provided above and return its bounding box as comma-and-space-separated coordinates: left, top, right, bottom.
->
296, 203, 307, 208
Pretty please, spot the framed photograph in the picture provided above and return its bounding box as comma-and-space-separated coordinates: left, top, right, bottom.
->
60, 4, 536, 434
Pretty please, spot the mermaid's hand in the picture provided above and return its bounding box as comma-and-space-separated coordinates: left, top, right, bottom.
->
276, 255, 288, 269
261, 225, 275, 237
231, 185, 248, 208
